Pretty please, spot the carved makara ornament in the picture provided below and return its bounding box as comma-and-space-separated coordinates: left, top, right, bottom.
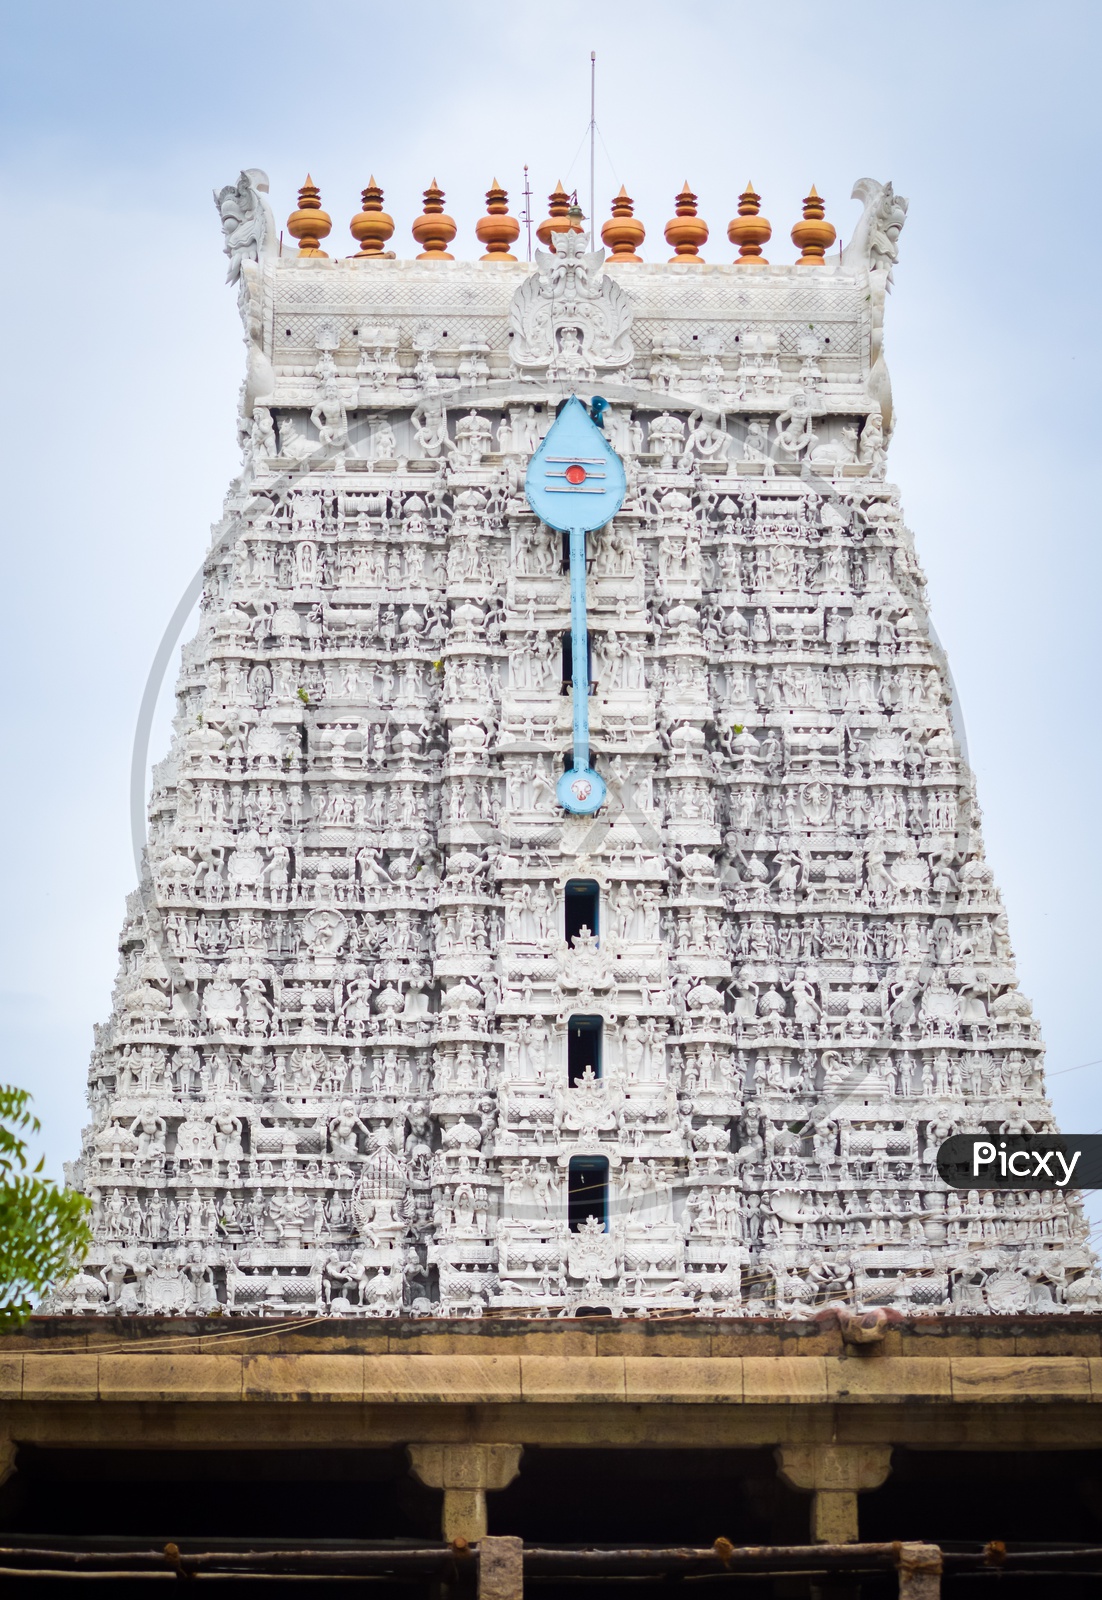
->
213, 169, 275, 284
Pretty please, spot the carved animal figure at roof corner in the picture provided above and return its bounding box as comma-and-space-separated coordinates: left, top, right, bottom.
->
510, 229, 634, 374
842, 178, 909, 288
213, 169, 277, 284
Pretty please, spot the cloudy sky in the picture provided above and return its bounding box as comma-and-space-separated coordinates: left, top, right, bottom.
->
2, 1, 1100, 1227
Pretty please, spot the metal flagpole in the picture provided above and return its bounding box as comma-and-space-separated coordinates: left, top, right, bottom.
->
569, 523, 591, 777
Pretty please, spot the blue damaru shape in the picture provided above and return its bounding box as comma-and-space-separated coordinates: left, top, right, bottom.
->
524, 396, 627, 815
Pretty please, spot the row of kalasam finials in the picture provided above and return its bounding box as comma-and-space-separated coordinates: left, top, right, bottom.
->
283, 174, 839, 266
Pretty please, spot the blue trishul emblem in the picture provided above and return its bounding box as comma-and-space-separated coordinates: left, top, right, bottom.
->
525, 397, 627, 815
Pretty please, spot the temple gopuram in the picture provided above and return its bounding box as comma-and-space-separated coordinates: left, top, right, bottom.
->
2, 169, 1100, 1597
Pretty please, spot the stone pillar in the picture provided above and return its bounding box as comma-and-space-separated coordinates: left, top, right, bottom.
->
408, 1444, 523, 1542
479, 1535, 524, 1600
774, 1445, 892, 1544
896, 1543, 942, 1598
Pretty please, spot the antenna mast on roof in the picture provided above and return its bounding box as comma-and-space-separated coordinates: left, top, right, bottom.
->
589, 52, 596, 243
521, 163, 533, 262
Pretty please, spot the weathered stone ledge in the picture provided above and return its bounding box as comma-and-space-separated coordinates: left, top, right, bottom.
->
1, 1349, 1099, 1404
0, 1316, 1098, 1410
7, 1313, 1102, 1359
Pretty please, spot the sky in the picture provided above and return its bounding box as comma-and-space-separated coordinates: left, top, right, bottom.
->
1, 0, 1100, 1227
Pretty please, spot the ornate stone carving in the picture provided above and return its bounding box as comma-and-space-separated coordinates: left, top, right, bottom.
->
213, 169, 276, 284
509, 231, 634, 376
49, 168, 1097, 1324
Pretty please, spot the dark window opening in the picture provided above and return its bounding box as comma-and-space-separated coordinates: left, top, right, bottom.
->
560, 631, 593, 693
565, 879, 599, 944
568, 1155, 609, 1232
568, 1016, 603, 1085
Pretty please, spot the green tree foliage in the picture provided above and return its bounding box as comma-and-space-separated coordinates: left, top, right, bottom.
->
0, 1086, 91, 1329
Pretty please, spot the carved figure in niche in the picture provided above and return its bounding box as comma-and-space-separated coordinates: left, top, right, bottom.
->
512, 406, 545, 453
454, 411, 493, 466
774, 393, 817, 463
410, 395, 452, 459
648, 412, 685, 470
329, 1101, 369, 1158
858, 411, 886, 478
784, 971, 821, 1037
101, 1250, 129, 1307
353, 1127, 409, 1242
363, 1264, 403, 1314
250, 406, 277, 459
301, 908, 350, 957
277, 414, 319, 464
681, 411, 731, 468
211, 1107, 244, 1161
367, 416, 397, 462
268, 1188, 308, 1246
129, 1106, 167, 1161
810, 424, 858, 468
552, 324, 594, 383
741, 420, 775, 475
311, 379, 349, 460
201, 973, 242, 1031
771, 849, 802, 901
238, 976, 270, 1036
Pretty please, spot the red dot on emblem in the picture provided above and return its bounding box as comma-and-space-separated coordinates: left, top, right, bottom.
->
565, 463, 587, 485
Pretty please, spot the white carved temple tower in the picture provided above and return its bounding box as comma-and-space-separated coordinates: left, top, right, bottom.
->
57, 169, 1097, 1319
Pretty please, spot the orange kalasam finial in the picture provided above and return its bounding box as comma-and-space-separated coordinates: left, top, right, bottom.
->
476, 180, 520, 261
349, 177, 394, 259
536, 180, 584, 249
664, 182, 708, 263
791, 185, 837, 265
412, 180, 457, 261
287, 175, 332, 257
728, 181, 771, 266
601, 186, 645, 262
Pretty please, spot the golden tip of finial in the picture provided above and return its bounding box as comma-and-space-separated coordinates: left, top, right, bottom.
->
808, 183, 820, 197
304, 173, 314, 185
552, 179, 567, 194
368, 173, 377, 185
680, 179, 692, 193
616, 184, 630, 197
